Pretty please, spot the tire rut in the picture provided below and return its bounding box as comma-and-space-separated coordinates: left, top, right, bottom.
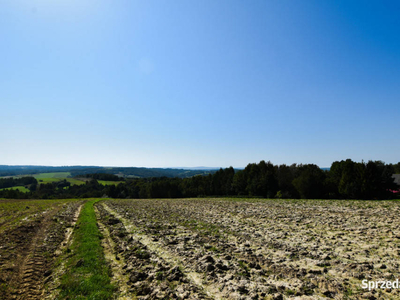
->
15, 209, 60, 300
94, 205, 132, 300
43, 202, 84, 300
0, 201, 84, 300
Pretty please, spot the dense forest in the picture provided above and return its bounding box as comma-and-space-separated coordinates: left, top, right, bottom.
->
1, 160, 399, 200
0, 176, 37, 189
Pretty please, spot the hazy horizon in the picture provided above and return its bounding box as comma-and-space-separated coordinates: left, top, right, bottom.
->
1, 1, 399, 167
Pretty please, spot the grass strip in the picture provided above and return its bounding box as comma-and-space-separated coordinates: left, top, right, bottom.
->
58, 199, 116, 299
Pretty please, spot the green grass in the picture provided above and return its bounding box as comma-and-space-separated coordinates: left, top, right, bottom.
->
98, 180, 124, 186
33, 172, 72, 179
31, 173, 121, 186
24, 172, 87, 185
0, 186, 30, 193
66, 178, 86, 185
33, 172, 73, 184
58, 199, 115, 299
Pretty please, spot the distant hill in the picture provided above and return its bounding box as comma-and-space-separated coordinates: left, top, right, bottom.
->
175, 167, 220, 170
0, 165, 216, 179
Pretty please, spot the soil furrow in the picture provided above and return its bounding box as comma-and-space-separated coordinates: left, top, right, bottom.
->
103, 198, 400, 300
17, 202, 84, 300
0, 201, 83, 300
94, 204, 132, 300
102, 202, 222, 300
43, 202, 84, 299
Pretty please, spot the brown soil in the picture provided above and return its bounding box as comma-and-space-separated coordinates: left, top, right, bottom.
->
0, 201, 83, 300
102, 198, 400, 300
95, 202, 213, 300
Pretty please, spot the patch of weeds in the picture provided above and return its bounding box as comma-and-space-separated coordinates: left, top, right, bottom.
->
318, 263, 331, 268
236, 271, 249, 278
237, 260, 250, 277
343, 287, 354, 299
168, 280, 178, 291
209, 246, 219, 253
285, 289, 296, 296
238, 260, 247, 270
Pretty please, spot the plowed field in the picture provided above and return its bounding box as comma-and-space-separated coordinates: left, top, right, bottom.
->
1, 198, 399, 299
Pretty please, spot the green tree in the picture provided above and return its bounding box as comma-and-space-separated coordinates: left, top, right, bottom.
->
292, 164, 326, 199
338, 159, 365, 199
276, 164, 298, 198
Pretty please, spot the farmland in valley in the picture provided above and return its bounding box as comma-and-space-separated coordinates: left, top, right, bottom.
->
0, 186, 30, 193
31, 173, 124, 186
1, 198, 399, 299
0, 172, 123, 187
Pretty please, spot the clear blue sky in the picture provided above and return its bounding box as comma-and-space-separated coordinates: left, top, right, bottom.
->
1, 0, 399, 168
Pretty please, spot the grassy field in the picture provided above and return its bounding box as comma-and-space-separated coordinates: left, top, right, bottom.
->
16, 172, 86, 185
3, 172, 122, 187
0, 186, 30, 193
33, 172, 72, 183
65, 178, 86, 185
30, 172, 86, 185
34, 173, 120, 186
36, 172, 72, 178
98, 180, 124, 186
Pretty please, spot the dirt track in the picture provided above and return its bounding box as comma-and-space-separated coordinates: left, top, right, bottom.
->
0, 200, 83, 300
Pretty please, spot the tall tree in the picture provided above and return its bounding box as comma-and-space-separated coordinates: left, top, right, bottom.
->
292, 164, 326, 199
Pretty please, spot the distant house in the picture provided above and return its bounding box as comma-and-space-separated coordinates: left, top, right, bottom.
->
391, 174, 400, 194
393, 174, 400, 186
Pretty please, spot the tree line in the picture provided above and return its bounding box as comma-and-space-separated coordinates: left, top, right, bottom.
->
0, 176, 37, 189
0, 160, 398, 200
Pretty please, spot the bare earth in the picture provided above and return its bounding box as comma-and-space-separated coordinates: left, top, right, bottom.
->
98, 198, 400, 300
1, 198, 399, 299
0, 200, 83, 300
